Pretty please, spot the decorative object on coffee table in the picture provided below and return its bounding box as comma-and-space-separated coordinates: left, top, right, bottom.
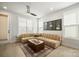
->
34, 35, 39, 37
27, 39, 45, 53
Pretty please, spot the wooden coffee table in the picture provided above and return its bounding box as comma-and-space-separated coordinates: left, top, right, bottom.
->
27, 39, 45, 53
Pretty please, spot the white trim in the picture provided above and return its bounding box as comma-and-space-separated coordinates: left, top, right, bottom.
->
7, 15, 10, 40
64, 24, 79, 27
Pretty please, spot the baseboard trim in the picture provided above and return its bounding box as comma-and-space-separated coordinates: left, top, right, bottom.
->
0, 40, 17, 44
62, 44, 79, 50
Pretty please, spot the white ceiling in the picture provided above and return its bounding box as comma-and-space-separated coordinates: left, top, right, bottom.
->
0, 2, 77, 18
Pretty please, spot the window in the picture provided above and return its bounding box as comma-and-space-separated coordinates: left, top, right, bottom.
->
26, 20, 33, 32
18, 17, 27, 35
64, 26, 78, 38
39, 21, 43, 32
64, 12, 78, 38
64, 13, 77, 25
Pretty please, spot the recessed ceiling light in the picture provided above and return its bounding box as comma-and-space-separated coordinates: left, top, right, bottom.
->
50, 8, 53, 11
3, 6, 7, 10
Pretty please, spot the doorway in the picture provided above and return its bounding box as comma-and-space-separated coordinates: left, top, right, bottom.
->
0, 14, 9, 41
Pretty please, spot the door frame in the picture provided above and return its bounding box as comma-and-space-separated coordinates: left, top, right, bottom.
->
0, 13, 10, 40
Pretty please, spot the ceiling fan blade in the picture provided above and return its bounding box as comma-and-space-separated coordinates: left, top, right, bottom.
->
26, 5, 30, 13
30, 13, 37, 16
26, 5, 37, 16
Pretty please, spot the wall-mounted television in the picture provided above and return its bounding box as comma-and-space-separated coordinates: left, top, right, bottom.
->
44, 19, 62, 31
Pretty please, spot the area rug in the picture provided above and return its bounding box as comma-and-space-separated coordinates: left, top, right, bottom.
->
20, 43, 53, 57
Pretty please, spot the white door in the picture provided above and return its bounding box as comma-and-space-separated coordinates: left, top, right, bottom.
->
0, 14, 8, 40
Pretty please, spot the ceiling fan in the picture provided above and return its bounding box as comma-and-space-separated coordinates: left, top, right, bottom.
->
26, 5, 37, 16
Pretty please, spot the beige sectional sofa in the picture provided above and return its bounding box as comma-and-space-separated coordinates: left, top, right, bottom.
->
17, 33, 62, 48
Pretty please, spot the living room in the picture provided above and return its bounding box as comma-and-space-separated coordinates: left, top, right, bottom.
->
0, 2, 79, 57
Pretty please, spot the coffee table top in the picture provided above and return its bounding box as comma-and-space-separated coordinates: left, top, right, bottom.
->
28, 39, 44, 45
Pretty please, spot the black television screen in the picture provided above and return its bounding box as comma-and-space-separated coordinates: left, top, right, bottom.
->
44, 19, 62, 30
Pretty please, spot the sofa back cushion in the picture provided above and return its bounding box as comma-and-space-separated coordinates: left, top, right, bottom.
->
17, 33, 33, 39
40, 33, 61, 41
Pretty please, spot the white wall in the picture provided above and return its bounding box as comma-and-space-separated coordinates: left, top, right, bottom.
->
0, 11, 18, 42
39, 3, 79, 49
38, 8, 63, 35
62, 4, 79, 49
0, 10, 29, 42
39, 3, 79, 34
0, 9, 38, 42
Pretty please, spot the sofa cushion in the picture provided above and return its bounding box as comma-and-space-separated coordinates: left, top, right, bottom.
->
19, 34, 33, 38
37, 37, 60, 43
40, 33, 61, 41
22, 37, 34, 40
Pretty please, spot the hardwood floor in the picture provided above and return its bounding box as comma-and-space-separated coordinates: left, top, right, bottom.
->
0, 43, 79, 57
0, 43, 25, 57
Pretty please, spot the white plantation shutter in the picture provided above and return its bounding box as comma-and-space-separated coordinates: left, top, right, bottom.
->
64, 26, 78, 38
64, 13, 76, 25
26, 20, 33, 32
18, 17, 27, 35
64, 12, 78, 38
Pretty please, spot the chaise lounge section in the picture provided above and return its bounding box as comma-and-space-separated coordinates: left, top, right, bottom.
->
36, 33, 62, 48
17, 33, 34, 43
